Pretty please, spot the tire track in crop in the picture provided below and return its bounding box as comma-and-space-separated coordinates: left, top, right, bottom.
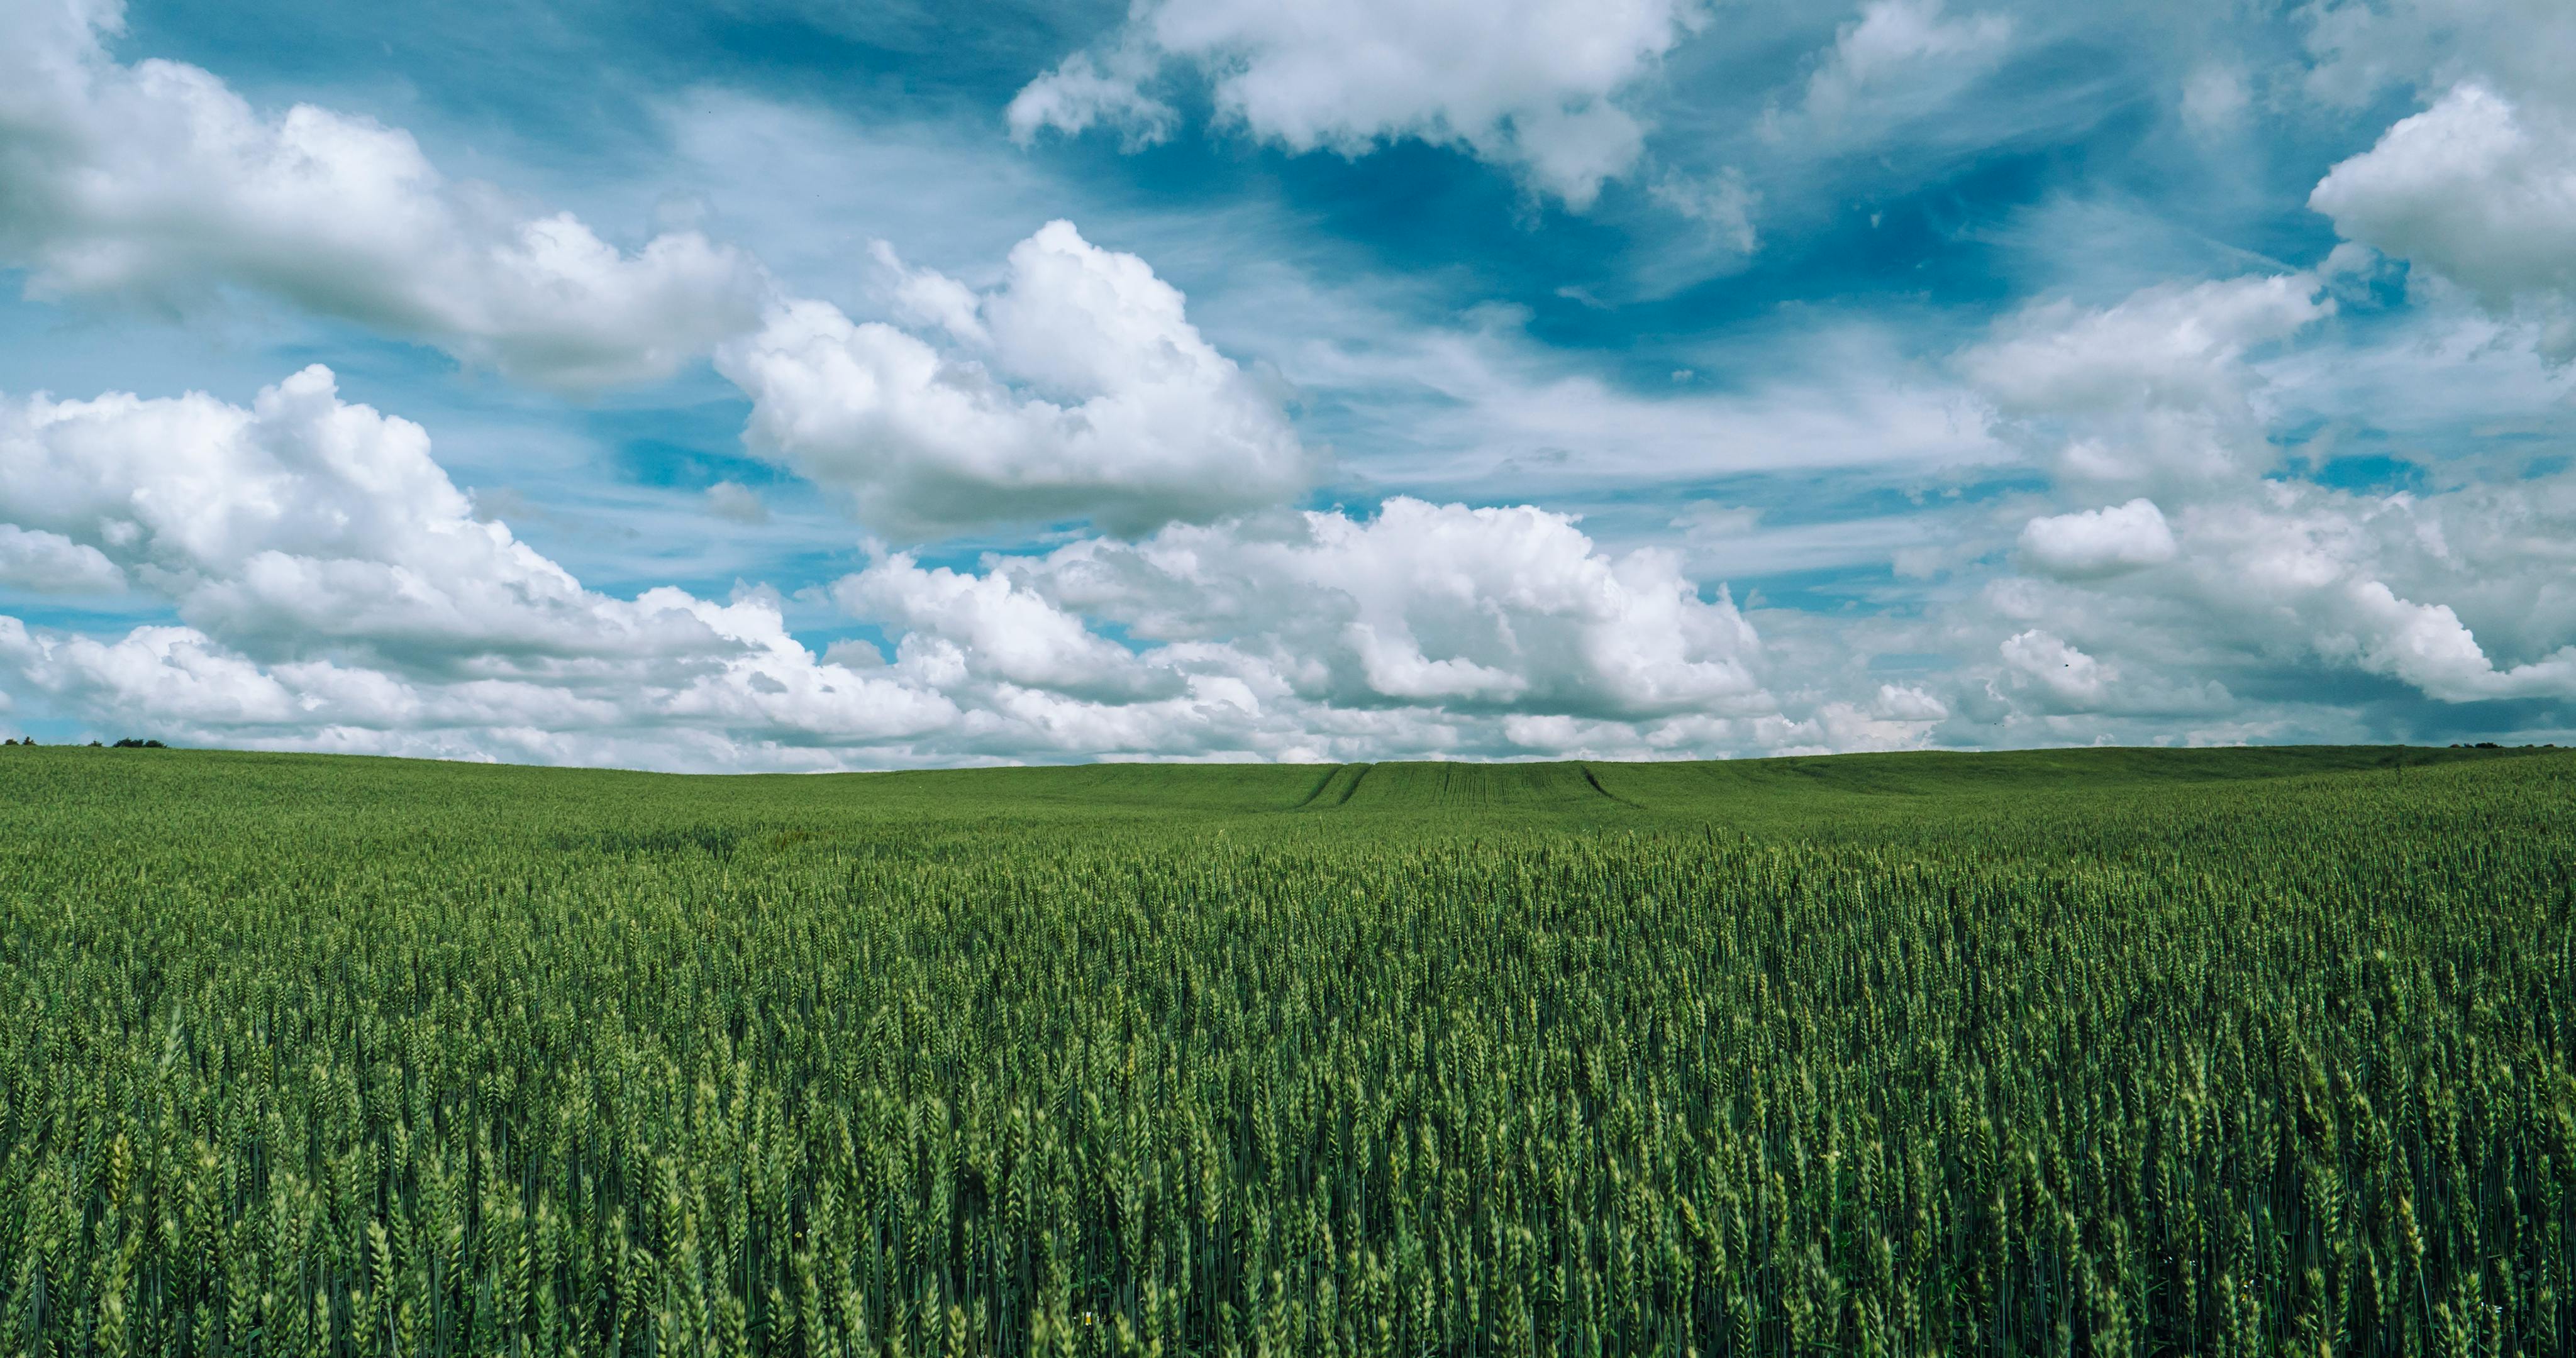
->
1336, 763, 1374, 805
1290, 764, 1343, 809
1580, 763, 1645, 808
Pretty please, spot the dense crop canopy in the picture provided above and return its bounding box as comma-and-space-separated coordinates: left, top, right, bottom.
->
0, 744, 2568, 1355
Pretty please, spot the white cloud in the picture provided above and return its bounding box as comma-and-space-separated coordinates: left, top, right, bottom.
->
0, 524, 125, 593
2165, 485, 2576, 704
17, 335, 2563, 763
0, 367, 967, 762
1797, 683, 1951, 753
1674, 502, 1948, 582
0, 366, 706, 670
1911, 271, 2576, 737
996, 47, 1179, 152
1649, 168, 1760, 256
0, 368, 1817, 766
1964, 275, 2326, 421
1960, 274, 2330, 483
1767, 0, 2012, 146
718, 221, 1313, 539
0, 607, 970, 767
836, 555, 1180, 704
2311, 85, 2576, 360
1948, 466, 2576, 727
1014, 497, 1770, 720
2, 622, 302, 727
1870, 682, 1948, 722
0, 0, 768, 389
1291, 316, 2006, 495
704, 481, 769, 524
2298, 0, 2576, 116
2336, 580, 2576, 700
2018, 499, 2176, 578
868, 238, 989, 346
1009, 0, 1705, 208
2180, 63, 2250, 136
1999, 628, 2112, 711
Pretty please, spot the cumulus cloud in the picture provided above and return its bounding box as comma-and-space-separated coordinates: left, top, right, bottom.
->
1903, 264, 2576, 740
2311, 85, 2576, 360
719, 221, 1313, 539
1960, 274, 2330, 483
1955, 447, 2576, 727
1965, 276, 2326, 418
809, 497, 1787, 760
844, 495, 1787, 759
867, 239, 989, 346
1009, 497, 1769, 720
835, 556, 1181, 704
1997, 628, 2114, 712
0, 605, 967, 767
0, 367, 714, 671
2018, 499, 2177, 578
1785, 684, 1951, 754
1009, 0, 1704, 207
0, 524, 125, 593
997, 47, 1179, 153
0, 368, 963, 763
2163, 485, 2576, 704
2334, 581, 2576, 700
2298, 0, 2576, 116
0, 368, 1807, 766
0, 0, 767, 389
1870, 682, 1948, 722
2296, 1, 2576, 358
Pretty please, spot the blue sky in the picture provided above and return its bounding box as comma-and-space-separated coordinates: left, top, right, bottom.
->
3, 0, 2574, 768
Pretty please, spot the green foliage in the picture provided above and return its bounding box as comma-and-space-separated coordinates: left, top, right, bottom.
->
0, 742, 2569, 1356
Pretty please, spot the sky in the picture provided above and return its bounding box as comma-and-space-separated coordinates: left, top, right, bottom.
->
3, 0, 2575, 770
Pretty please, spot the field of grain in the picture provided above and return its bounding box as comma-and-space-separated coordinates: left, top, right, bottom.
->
0, 744, 2568, 1356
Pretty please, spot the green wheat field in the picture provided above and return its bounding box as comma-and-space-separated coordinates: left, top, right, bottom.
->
1, 743, 2570, 1357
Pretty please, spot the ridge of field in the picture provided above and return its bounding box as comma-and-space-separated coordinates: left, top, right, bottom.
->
0, 740, 2567, 1357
